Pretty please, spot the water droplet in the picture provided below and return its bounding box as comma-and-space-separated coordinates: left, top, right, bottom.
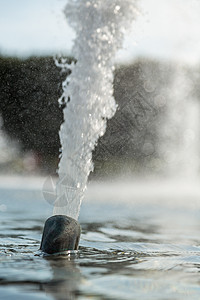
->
154, 94, 166, 107
114, 5, 121, 14
143, 80, 155, 93
142, 142, 155, 156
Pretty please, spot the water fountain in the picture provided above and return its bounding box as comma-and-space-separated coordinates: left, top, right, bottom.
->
40, 0, 138, 254
3, 2, 200, 299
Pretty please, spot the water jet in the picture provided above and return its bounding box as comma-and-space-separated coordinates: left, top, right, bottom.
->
40, 0, 138, 254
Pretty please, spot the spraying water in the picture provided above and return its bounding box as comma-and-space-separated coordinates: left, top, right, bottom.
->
158, 65, 200, 179
53, 0, 138, 219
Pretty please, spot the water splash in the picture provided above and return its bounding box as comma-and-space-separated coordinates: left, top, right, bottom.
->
53, 0, 138, 219
158, 65, 200, 178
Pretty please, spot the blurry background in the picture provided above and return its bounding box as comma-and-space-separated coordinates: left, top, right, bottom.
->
1, 0, 200, 178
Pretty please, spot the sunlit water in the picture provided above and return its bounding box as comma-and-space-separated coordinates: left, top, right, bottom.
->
1, 177, 200, 299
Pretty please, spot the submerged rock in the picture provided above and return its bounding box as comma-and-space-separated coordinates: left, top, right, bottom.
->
40, 215, 81, 254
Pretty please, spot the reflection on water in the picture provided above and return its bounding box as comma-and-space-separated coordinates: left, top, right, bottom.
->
0, 179, 200, 299
42, 257, 81, 300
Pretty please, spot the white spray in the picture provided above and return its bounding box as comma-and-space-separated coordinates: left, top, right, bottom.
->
158, 65, 200, 179
53, 0, 138, 219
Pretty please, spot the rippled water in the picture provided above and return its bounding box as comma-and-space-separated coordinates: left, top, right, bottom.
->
1, 177, 200, 299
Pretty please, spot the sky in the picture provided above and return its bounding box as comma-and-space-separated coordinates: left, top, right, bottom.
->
0, 0, 200, 65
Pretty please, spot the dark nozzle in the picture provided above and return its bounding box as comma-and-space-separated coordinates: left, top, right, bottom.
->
40, 215, 81, 254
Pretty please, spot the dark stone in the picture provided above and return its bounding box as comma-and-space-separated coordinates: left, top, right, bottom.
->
40, 215, 81, 254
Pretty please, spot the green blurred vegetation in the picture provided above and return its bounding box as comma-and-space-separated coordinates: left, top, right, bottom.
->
0, 55, 199, 176
0, 56, 70, 173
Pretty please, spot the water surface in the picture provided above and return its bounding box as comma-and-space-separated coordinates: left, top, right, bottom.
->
1, 177, 200, 299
